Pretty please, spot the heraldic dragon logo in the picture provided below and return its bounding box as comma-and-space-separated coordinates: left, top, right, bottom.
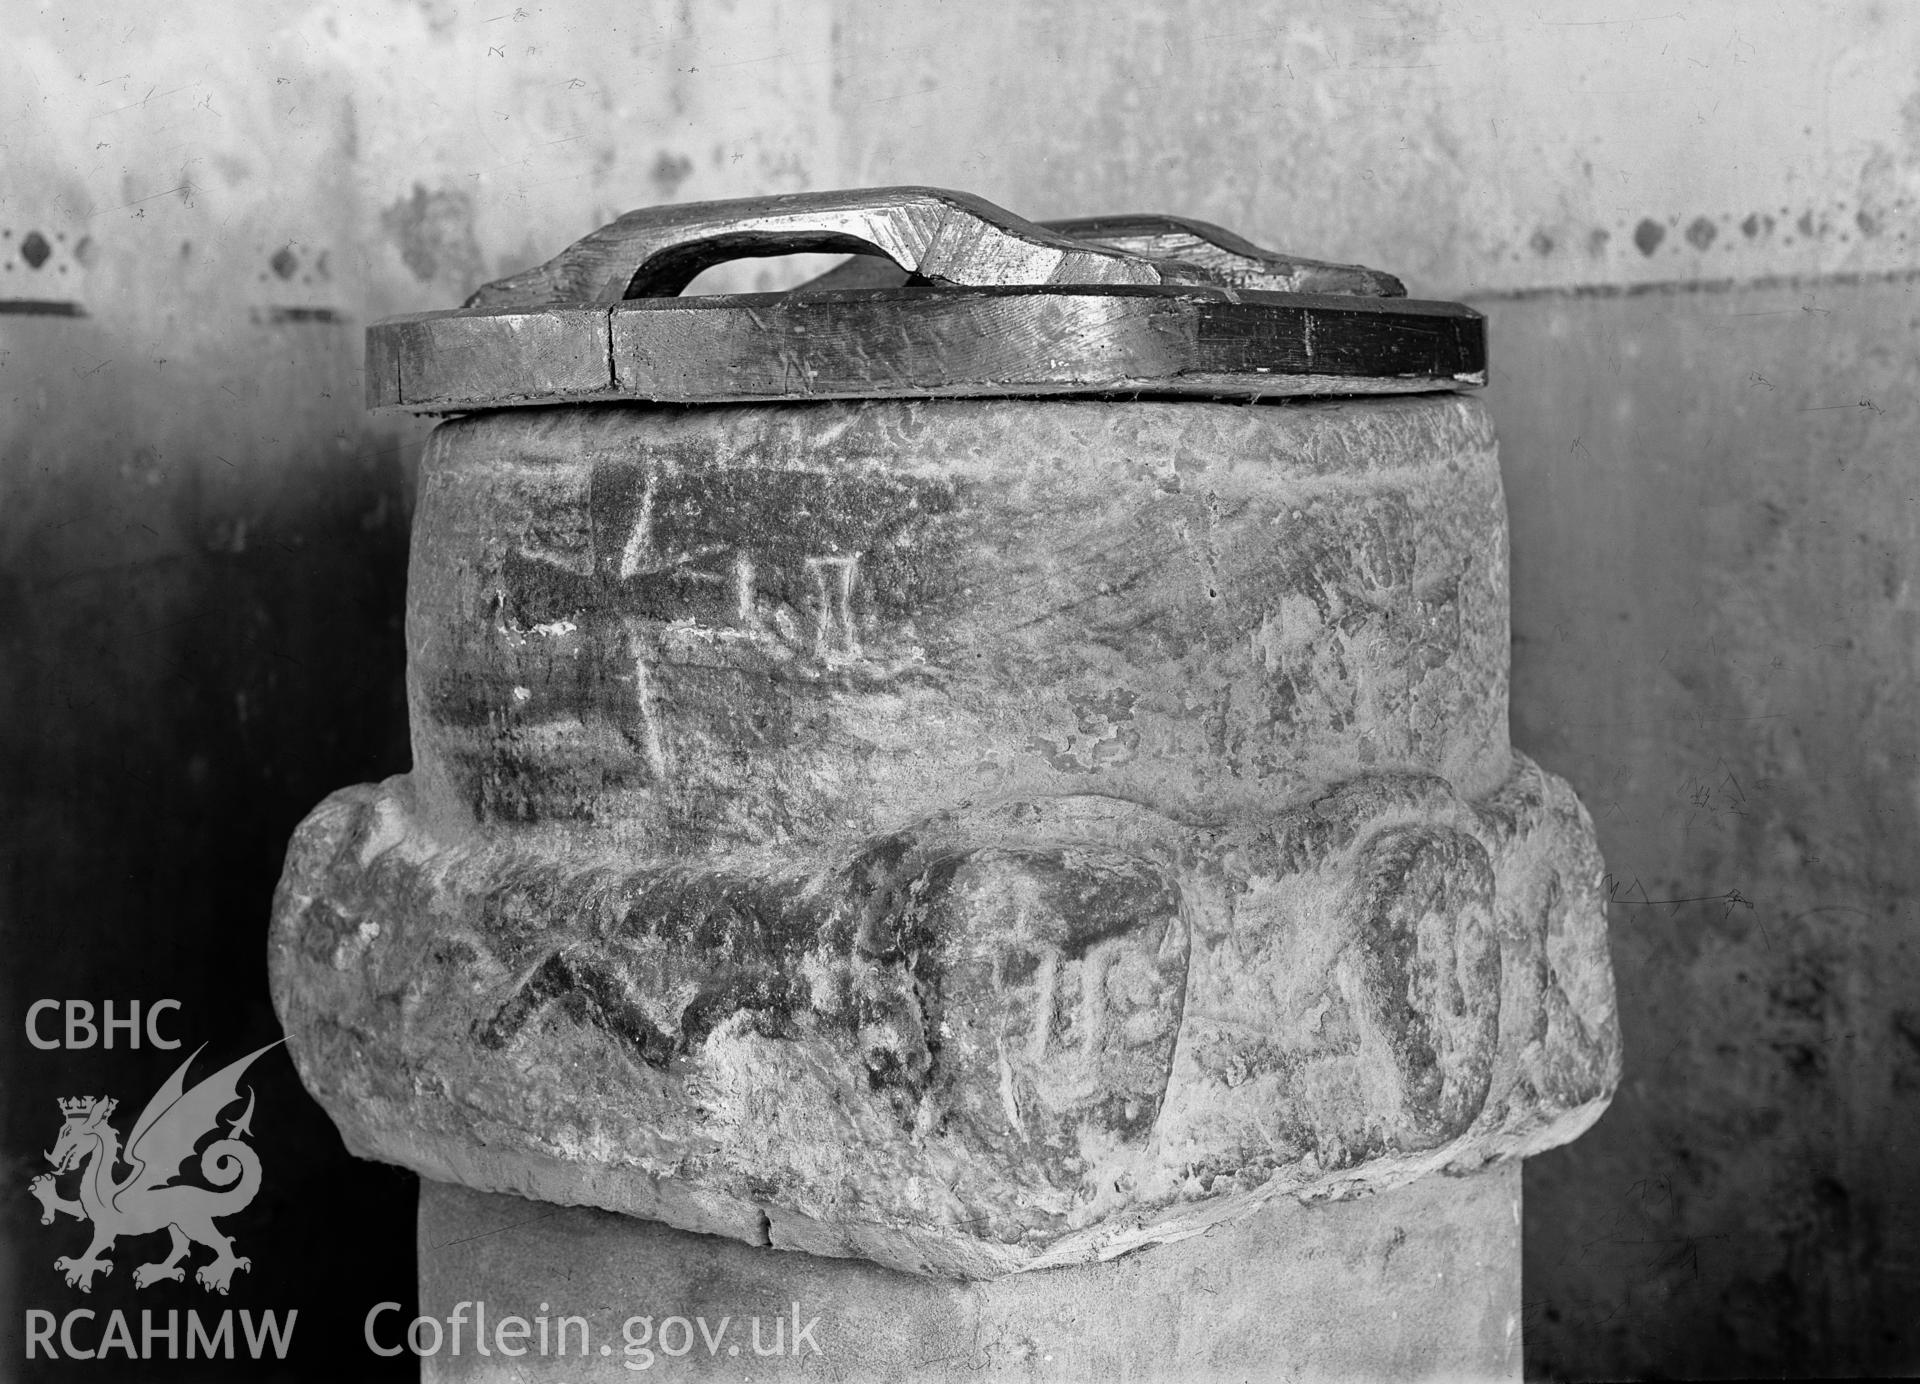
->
29, 1043, 280, 1294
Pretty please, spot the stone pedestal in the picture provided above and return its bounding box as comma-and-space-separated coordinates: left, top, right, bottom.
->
415, 1164, 1520, 1383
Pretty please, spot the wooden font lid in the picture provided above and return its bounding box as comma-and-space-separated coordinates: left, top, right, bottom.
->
365, 186, 1485, 413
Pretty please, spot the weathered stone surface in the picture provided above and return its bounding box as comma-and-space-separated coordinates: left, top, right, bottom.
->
415, 1164, 1523, 1383
401, 394, 1515, 843
270, 393, 1618, 1278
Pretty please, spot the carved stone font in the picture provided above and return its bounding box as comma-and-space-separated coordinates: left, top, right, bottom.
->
269, 393, 1617, 1278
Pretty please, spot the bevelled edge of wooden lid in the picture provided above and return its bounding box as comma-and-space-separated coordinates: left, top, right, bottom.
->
366, 285, 1485, 415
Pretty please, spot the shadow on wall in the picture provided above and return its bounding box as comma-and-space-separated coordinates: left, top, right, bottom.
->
1488, 276, 1920, 1380
0, 286, 425, 1380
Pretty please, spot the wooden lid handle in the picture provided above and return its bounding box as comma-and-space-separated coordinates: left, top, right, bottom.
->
464, 186, 1210, 310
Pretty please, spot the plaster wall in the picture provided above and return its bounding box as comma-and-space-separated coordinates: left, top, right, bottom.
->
4, 1, 1916, 1377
